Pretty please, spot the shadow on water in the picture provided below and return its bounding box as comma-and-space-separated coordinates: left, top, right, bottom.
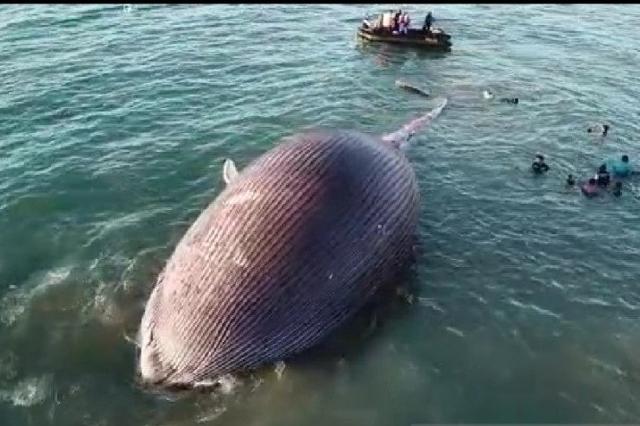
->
288, 254, 421, 369
355, 38, 449, 68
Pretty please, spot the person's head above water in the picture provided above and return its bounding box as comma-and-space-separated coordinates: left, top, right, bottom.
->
588, 178, 597, 185
599, 164, 607, 173
567, 174, 575, 185
622, 155, 629, 163
535, 154, 545, 162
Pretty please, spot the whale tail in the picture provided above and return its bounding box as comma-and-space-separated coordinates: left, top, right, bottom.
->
395, 79, 430, 98
381, 97, 448, 150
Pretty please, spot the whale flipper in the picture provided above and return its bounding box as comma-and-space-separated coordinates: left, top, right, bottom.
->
223, 158, 239, 185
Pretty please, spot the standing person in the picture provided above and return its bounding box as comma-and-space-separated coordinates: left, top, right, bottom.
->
395, 10, 402, 31
398, 13, 406, 35
403, 13, 411, 34
423, 11, 433, 33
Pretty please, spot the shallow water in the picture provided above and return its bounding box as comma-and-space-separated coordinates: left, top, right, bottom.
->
2, 4, 640, 425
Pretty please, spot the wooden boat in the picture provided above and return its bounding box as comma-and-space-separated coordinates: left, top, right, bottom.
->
357, 14, 452, 52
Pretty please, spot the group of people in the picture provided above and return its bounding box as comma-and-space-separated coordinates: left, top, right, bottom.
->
531, 124, 636, 198
369, 10, 434, 36
574, 155, 636, 198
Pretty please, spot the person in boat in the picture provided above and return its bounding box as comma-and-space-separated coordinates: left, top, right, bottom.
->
423, 11, 433, 33
612, 181, 623, 197
581, 178, 599, 197
611, 154, 635, 178
595, 163, 610, 187
397, 13, 406, 35
401, 12, 411, 35
392, 10, 402, 34
381, 11, 393, 33
531, 154, 549, 174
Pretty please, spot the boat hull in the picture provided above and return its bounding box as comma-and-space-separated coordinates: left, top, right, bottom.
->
357, 27, 452, 52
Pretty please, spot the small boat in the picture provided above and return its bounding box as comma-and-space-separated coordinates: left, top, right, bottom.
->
357, 12, 452, 52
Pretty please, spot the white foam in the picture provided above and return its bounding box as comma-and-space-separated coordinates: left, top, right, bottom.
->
0, 375, 52, 407
416, 297, 446, 313
274, 361, 286, 380
193, 373, 241, 395
216, 374, 240, 395
0, 266, 72, 326
197, 406, 227, 423
89, 281, 125, 327
33, 267, 71, 294
508, 298, 562, 319
444, 326, 465, 338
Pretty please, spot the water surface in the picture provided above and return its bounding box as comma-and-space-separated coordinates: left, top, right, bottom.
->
1, 4, 640, 425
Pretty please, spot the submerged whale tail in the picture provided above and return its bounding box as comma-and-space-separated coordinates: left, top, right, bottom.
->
395, 79, 430, 98
381, 97, 448, 150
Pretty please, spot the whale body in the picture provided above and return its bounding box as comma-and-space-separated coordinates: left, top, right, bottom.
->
138, 100, 447, 388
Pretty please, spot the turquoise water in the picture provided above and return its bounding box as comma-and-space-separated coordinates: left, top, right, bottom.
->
2, 4, 640, 425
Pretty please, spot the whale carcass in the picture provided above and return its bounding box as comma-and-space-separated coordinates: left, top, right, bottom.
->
138, 99, 447, 388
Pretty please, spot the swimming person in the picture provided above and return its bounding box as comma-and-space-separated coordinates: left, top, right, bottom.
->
595, 164, 610, 187
531, 154, 550, 174
612, 181, 623, 197
611, 155, 633, 178
587, 123, 609, 137
581, 178, 599, 197
566, 174, 576, 186
500, 97, 519, 104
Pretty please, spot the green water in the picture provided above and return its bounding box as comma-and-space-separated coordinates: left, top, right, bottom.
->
1, 4, 640, 425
